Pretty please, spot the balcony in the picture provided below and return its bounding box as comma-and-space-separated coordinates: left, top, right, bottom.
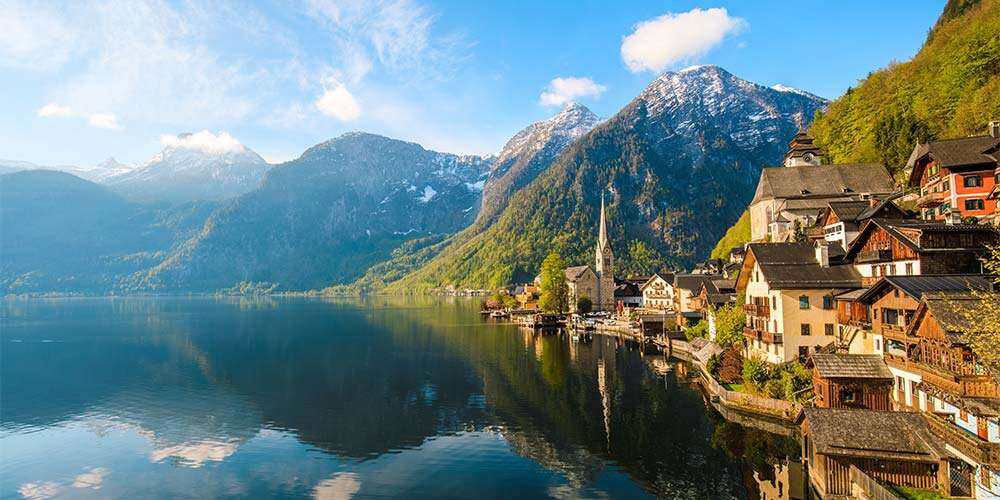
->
743, 327, 762, 341
743, 303, 770, 317
924, 411, 1000, 468
763, 331, 784, 344
879, 323, 909, 340
884, 355, 1000, 398
856, 249, 893, 263
915, 190, 946, 208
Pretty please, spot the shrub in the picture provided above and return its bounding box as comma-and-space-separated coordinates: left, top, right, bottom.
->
742, 356, 771, 391
685, 320, 709, 340
707, 353, 721, 379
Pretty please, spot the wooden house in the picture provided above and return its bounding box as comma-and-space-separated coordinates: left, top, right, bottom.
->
843, 218, 996, 287
810, 354, 893, 410
800, 407, 949, 498
813, 198, 907, 250
907, 123, 1000, 221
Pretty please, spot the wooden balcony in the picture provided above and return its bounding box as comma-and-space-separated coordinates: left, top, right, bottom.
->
924, 411, 1000, 468
885, 355, 1000, 398
856, 249, 893, 263
743, 303, 770, 317
879, 323, 910, 341
743, 327, 762, 341
743, 327, 782, 344
915, 190, 946, 208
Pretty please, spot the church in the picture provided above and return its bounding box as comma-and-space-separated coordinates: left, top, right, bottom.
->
565, 195, 616, 312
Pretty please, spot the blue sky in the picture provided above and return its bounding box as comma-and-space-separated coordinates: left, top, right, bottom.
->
1, 0, 944, 166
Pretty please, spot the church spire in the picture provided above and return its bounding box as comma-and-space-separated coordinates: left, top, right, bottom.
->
598, 193, 609, 248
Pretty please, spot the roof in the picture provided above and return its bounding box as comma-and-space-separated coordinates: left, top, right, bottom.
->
812, 354, 892, 379
565, 266, 594, 282
802, 408, 947, 463
752, 163, 895, 205
834, 288, 868, 301
856, 275, 994, 304
614, 282, 641, 297
641, 272, 675, 290
907, 135, 1000, 186
845, 218, 998, 259
706, 293, 736, 305
920, 293, 985, 338
743, 243, 861, 289
674, 273, 717, 292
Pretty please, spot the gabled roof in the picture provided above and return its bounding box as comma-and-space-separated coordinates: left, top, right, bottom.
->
845, 218, 998, 260
811, 354, 892, 379
907, 135, 1000, 186
856, 275, 994, 304
751, 163, 895, 205
674, 273, 717, 292
802, 408, 947, 463
614, 282, 641, 297
640, 272, 675, 290
908, 293, 986, 342
739, 242, 860, 290
565, 265, 595, 282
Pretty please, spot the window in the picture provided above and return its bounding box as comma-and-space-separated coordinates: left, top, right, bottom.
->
942, 180, 950, 191
940, 202, 951, 213
884, 308, 899, 326
773, 320, 778, 332
905, 263, 913, 275
822, 296, 833, 310
824, 323, 834, 336
840, 388, 857, 403
875, 339, 882, 351
801, 323, 811, 336
771, 296, 777, 309
965, 199, 985, 211
964, 175, 983, 188
799, 296, 810, 309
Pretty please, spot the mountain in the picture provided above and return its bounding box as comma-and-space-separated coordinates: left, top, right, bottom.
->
808, 0, 1000, 173
479, 102, 601, 226
0, 170, 215, 294
80, 157, 136, 183
345, 103, 602, 291
388, 65, 828, 290
104, 133, 270, 203
137, 132, 492, 291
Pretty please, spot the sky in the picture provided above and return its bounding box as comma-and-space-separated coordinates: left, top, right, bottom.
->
1, 0, 945, 167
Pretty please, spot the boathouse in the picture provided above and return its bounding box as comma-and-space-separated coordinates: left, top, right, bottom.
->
809, 353, 893, 410
800, 407, 949, 498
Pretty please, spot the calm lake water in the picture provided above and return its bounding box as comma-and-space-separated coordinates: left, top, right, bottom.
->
1, 297, 799, 499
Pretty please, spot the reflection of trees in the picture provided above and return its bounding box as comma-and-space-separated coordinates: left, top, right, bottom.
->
708, 411, 801, 496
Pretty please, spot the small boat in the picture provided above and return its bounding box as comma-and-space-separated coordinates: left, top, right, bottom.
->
490, 310, 507, 319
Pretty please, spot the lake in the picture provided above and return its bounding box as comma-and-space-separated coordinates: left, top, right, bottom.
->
0, 297, 799, 499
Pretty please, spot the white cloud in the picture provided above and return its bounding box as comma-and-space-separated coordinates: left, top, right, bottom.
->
312, 472, 361, 500
161, 130, 246, 154
539, 77, 607, 107
37, 103, 73, 118
72, 467, 109, 489
0, 2, 80, 71
150, 440, 239, 468
621, 8, 747, 73
87, 113, 121, 130
315, 84, 361, 121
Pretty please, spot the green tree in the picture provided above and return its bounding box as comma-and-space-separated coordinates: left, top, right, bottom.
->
538, 252, 569, 313
713, 303, 746, 349
576, 296, 593, 314
742, 356, 771, 391
954, 241, 1000, 373
685, 320, 709, 340
621, 240, 658, 277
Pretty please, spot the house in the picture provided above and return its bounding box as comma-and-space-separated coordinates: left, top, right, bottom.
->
729, 246, 746, 264
694, 279, 737, 339
907, 122, 1000, 222
813, 198, 907, 250
614, 280, 643, 310
749, 131, 895, 243
736, 242, 861, 364
514, 283, 541, 310
988, 164, 1000, 225
673, 274, 718, 329
843, 218, 996, 287
800, 407, 950, 498
809, 353, 893, 410
565, 265, 598, 313
640, 272, 675, 311
881, 293, 1000, 496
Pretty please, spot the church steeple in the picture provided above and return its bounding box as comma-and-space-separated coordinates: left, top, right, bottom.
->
595, 193, 613, 277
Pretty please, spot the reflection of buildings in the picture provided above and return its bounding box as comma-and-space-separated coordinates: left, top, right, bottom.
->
753, 462, 805, 500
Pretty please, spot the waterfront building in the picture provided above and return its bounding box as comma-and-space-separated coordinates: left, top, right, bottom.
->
595, 195, 615, 311
614, 279, 643, 310
694, 278, 736, 339
748, 132, 895, 243
565, 265, 598, 313
907, 122, 1000, 222
809, 353, 893, 411
843, 218, 996, 287
672, 274, 719, 329
736, 241, 861, 364
639, 272, 675, 311
800, 407, 950, 498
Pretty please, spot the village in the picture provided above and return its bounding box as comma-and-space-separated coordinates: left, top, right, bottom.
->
481, 122, 1000, 499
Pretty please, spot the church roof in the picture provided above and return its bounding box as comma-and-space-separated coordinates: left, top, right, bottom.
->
751, 163, 895, 205
565, 266, 594, 282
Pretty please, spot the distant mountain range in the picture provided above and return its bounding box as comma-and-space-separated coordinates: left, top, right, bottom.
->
3, 66, 826, 294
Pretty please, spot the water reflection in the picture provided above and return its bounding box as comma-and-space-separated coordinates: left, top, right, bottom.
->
1, 297, 796, 498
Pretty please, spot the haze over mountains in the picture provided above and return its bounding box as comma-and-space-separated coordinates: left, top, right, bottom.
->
2, 65, 824, 294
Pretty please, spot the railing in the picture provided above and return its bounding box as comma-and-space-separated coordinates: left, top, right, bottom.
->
879, 323, 909, 339
698, 363, 801, 417
744, 327, 762, 340
743, 303, 770, 317
849, 465, 900, 500
885, 354, 1000, 398
763, 331, 784, 344
915, 190, 946, 208
856, 249, 893, 263
924, 411, 1000, 468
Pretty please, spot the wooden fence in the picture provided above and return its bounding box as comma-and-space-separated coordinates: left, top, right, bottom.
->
849, 465, 900, 500
695, 358, 801, 418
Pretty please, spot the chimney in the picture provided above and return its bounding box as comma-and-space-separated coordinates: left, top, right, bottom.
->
990, 121, 1000, 139
815, 241, 830, 268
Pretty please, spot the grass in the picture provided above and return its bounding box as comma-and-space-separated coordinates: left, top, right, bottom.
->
890, 485, 944, 500
722, 383, 744, 393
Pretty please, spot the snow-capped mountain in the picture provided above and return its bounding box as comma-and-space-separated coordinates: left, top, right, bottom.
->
80, 158, 137, 183
0, 157, 135, 180
105, 132, 270, 203
478, 102, 600, 225
637, 64, 828, 150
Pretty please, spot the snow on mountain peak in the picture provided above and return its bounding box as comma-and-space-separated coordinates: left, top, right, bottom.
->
495, 103, 600, 164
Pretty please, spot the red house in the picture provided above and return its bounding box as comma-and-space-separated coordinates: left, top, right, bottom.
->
907, 122, 1000, 221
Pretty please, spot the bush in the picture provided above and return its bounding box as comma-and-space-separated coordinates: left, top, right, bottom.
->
742, 356, 771, 390
685, 320, 709, 340
717, 347, 744, 384
707, 353, 721, 379
576, 296, 593, 314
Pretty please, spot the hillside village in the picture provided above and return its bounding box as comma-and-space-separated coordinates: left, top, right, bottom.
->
487, 121, 1000, 498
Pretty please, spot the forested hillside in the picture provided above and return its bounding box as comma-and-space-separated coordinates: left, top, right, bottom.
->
809, 0, 1000, 174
